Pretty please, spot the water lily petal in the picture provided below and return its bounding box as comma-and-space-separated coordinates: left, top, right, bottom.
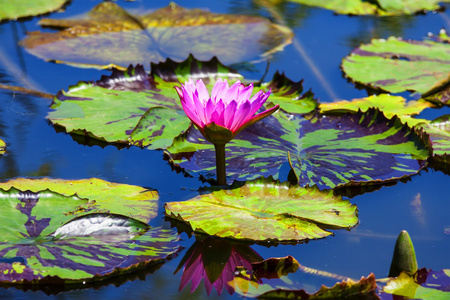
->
225, 80, 242, 105
212, 78, 229, 104
229, 101, 251, 133
237, 83, 254, 104
195, 79, 210, 104
223, 100, 237, 129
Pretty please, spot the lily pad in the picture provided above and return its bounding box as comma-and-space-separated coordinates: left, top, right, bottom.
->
47, 55, 317, 149
341, 36, 450, 97
319, 94, 432, 127
0, 0, 69, 21
0, 138, 5, 156
382, 269, 450, 299
287, 0, 444, 15
0, 177, 158, 222
0, 187, 180, 286
165, 178, 358, 243
166, 108, 431, 189
419, 115, 450, 158
21, 2, 293, 69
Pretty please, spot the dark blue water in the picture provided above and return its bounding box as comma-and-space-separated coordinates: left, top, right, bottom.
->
0, 1, 449, 298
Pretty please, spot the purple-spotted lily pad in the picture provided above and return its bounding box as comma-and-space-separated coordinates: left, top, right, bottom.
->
165, 108, 431, 189
286, 0, 445, 15
21, 2, 292, 69
0, 179, 180, 287
418, 114, 450, 162
0, 0, 69, 21
165, 178, 358, 243
342, 35, 450, 102
47, 55, 317, 149
382, 269, 450, 299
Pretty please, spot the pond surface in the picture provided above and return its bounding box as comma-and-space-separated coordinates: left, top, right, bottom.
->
0, 0, 449, 298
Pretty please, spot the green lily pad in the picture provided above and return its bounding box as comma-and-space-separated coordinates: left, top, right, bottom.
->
0, 138, 5, 155
319, 94, 432, 127
165, 178, 358, 242
0, 177, 158, 223
0, 0, 69, 21
21, 2, 292, 69
0, 185, 180, 286
47, 55, 317, 149
287, 0, 444, 15
382, 269, 450, 299
419, 115, 450, 158
341, 36, 450, 96
166, 108, 431, 189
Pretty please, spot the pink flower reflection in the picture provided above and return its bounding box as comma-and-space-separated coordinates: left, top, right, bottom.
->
175, 237, 262, 295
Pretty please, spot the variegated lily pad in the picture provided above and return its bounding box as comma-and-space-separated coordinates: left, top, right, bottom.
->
342, 35, 450, 100
0, 179, 180, 287
419, 115, 450, 162
21, 2, 292, 69
47, 55, 317, 149
165, 178, 358, 242
166, 108, 431, 189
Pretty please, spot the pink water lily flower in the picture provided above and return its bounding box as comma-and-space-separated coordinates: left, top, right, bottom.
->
175, 78, 279, 144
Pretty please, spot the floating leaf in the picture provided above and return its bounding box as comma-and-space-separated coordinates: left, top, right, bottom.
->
0, 177, 158, 222
383, 269, 450, 299
0, 0, 69, 21
320, 94, 431, 127
166, 108, 430, 189
257, 273, 377, 299
0, 188, 180, 286
47, 56, 317, 149
21, 2, 292, 69
342, 36, 450, 96
251, 256, 299, 280
419, 114, 450, 159
0, 138, 5, 156
165, 178, 358, 242
287, 0, 443, 15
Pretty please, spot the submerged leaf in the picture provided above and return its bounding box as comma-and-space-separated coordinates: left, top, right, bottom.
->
165, 178, 358, 243
166, 108, 431, 189
47, 56, 316, 149
0, 0, 69, 21
21, 2, 292, 69
286, 0, 443, 15
0, 187, 180, 286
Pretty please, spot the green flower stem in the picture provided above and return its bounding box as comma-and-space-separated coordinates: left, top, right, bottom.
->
214, 143, 227, 185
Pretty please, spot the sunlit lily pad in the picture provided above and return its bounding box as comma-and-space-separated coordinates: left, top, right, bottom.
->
319, 94, 432, 127
342, 36, 450, 98
382, 269, 450, 299
47, 55, 317, 149
0, 177, 158, 222
166, 108, 431, 188
0, 0, 69, 21
287, 0, 444, 15
165, 178, 358, 243
0, 138, 5, 156
21, 2, 292, 69
0, 183, 180, 286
